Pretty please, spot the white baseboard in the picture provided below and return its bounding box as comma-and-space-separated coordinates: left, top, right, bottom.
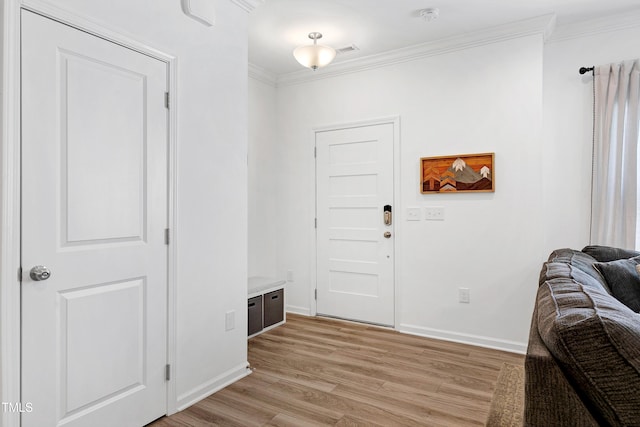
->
176, 362, 251, 412
286, 305, 311, 316
399, 323, 527, 355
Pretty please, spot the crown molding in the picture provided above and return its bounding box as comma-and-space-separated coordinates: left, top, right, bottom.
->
228, 0, 264, 13
248, 63, 277, 87
276, 14, 555, 87
547, 8, 640, 43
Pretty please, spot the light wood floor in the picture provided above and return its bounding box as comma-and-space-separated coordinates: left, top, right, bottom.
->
150, 314, 524, 426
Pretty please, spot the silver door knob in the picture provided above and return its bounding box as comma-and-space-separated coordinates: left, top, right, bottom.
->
384, 232, 391, 238
30, 265, 51, 281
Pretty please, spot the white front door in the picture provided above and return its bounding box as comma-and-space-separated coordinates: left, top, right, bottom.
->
316, 123, 395, 326
21, 11, 168, 427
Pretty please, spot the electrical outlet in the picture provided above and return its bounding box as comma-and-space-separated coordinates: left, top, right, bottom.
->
225, 310, 235, 331
425, 206, 445, 221
286, 270, 294, 282
458, 288, 470, 304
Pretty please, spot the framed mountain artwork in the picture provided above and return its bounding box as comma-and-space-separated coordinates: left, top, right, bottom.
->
420, 153, 494, 194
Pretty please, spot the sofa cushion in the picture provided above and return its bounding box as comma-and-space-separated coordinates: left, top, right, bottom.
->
543, 248, 610, 293
537, 278, 640, 426
540, 262, 608, 293
593, 256, 640, 312
582, 245, 640, 263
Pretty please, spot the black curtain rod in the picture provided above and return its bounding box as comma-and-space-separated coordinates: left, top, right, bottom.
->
579, 66, 594, 75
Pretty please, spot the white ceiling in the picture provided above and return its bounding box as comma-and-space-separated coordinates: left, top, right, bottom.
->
248, 0, 640, 76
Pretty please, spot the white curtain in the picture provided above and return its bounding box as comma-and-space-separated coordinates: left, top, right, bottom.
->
591, 59, 640, 249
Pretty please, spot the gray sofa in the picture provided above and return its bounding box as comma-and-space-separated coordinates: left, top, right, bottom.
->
525, 246, 640, 426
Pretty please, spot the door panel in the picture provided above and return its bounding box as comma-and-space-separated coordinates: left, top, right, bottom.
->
21, 10, 168, 427
316, 123, 395, 326
62, 50, 147, 244
62, 279, 145, 412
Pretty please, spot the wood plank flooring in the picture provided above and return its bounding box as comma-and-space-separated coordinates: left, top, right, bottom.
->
150, 314, 524, 427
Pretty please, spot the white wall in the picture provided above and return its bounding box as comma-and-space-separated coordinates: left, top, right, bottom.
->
542, 25, 640, 253
7, 0, 250, 412
272, 34, 545, 352
243, 10, 640, 353
246, 18, 640, 353
248, 78, 278, 278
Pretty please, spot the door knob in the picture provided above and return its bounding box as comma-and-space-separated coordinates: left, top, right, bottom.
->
384, 232, 391, 238
30, 265, 51, 281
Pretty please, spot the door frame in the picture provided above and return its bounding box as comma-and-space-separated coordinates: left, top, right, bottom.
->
310, 116, 401, 328
1, 2, 179, 425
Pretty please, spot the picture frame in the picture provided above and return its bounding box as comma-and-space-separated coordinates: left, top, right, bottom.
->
420, 152, 495, 194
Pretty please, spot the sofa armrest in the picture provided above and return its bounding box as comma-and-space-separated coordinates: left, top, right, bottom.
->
525, 306, 598, 427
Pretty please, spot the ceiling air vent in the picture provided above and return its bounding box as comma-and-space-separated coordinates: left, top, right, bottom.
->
336, 44, 359, 54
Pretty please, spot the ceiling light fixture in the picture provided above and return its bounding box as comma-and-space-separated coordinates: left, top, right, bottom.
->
293, 32, 336, 71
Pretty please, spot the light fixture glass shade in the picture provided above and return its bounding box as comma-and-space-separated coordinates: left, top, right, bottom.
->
293, 44, 336, 70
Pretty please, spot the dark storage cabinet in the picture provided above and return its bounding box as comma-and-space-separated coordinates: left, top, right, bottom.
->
247, 277, 286, 337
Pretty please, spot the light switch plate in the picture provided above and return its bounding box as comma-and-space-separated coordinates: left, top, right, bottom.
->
425, 206, 445, 221
406, 207, 421, 221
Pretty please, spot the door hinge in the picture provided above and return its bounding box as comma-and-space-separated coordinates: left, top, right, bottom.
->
165, 364, 171, 381
314, 218, 317, 229
18, 266, 22, 282
164, 92, 170, 109
164, 228, 170, 245
314, 289, 317, 300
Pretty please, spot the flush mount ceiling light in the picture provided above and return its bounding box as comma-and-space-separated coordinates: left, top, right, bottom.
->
293, 32, 337, 71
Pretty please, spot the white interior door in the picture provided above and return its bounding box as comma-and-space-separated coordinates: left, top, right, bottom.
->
316, 123, 395, 326
21, 10, 168, 427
